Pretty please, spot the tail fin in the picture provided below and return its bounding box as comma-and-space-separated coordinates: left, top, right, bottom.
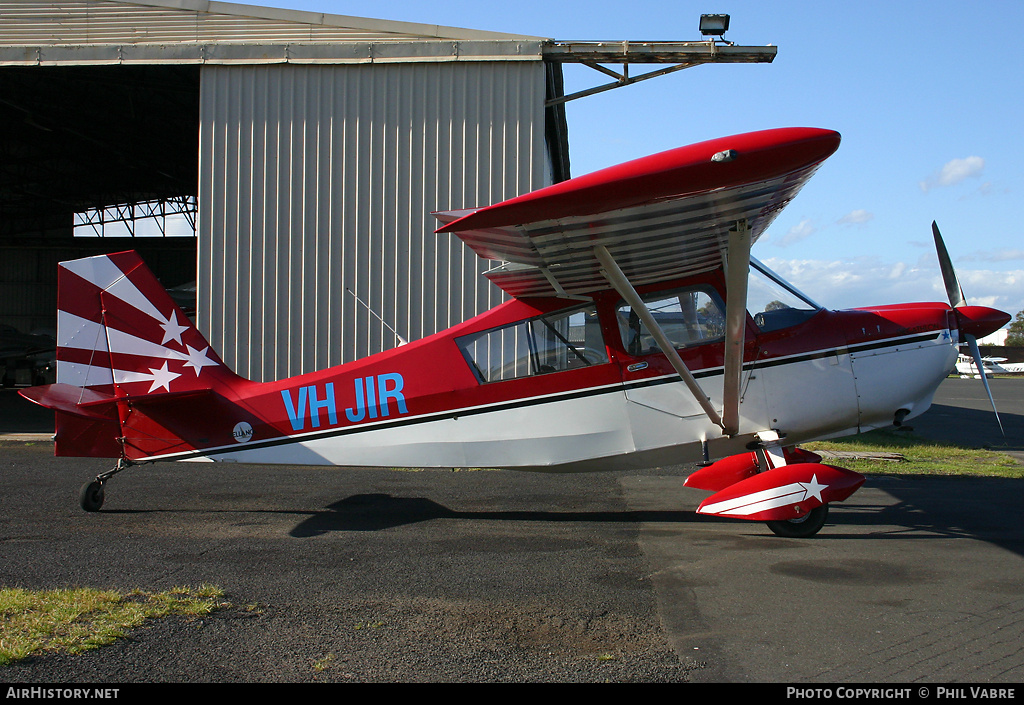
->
21, 251, 240, 458
56, 250, 229, 395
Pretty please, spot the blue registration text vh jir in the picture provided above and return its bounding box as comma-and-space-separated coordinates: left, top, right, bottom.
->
281, 373, 408, 431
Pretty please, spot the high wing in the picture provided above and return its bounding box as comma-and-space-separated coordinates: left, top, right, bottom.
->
436, 127, 841, 437
435, 127, 840, 299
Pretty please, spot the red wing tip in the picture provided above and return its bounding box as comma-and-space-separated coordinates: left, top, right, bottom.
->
436, 127, 840, 234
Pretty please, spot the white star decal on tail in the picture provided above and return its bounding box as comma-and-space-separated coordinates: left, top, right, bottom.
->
159, 311, 189, 345
183, 344, 218, 376
145, 361, 180, 393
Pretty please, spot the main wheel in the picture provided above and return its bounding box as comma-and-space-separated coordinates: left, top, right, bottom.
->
79, 480, 105, 512
766, 504, 828, 538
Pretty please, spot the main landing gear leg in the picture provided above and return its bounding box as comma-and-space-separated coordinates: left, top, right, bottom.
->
79, 457, 132, 512
754, 430, 830, 539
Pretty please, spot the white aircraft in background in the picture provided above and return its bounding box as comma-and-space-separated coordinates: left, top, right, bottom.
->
956, 354, 1024, 378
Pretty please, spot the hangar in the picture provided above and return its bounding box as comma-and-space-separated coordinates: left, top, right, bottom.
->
0, 0, 774, 384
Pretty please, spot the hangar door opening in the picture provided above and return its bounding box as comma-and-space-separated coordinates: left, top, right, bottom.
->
0, 64, 201, 387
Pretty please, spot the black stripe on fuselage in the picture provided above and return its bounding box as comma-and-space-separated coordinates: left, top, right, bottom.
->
148, 331, 945, 461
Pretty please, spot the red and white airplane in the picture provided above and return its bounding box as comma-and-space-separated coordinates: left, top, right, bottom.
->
20, 127, 1009, 537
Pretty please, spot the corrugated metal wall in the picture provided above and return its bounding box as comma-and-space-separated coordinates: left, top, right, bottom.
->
198, 61, 549, 382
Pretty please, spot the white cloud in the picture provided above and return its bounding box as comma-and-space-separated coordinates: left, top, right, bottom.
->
920, 156, 985, 193
777, 219, 816, 247
837, 209, 874, 226
762, 256, 1024, 316
960, 248, 1024, 263
955, 269, 1024, 311
887, 261, 906, 280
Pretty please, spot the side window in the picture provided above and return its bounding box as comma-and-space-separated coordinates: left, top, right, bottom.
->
617, 287, 725, 356
457, 305, 609, 383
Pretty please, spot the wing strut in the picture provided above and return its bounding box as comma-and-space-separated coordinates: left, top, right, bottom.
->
593, 244, 726, 432
721, 219, 752, 436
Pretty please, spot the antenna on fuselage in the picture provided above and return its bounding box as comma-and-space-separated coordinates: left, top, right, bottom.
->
345, 288, 409, 347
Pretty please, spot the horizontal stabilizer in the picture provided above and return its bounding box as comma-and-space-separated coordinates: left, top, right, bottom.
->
20, 383, 216, 421
20, 383, 117, 420
696, 463, 864, 522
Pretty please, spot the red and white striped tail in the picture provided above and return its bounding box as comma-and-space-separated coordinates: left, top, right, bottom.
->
17, 251, 244, 458
56, 251, 229, 396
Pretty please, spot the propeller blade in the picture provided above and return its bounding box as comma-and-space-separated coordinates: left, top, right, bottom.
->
932, 221, 966, 308
966, 333, 1005, 438
933, 221, 1004, 437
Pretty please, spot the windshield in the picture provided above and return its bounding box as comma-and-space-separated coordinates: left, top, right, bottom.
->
747, 258, 821, 333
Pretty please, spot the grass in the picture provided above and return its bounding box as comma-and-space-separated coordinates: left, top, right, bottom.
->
0, 584, 227, 666
803, 429, 1024, 478
311, 653, 336, 672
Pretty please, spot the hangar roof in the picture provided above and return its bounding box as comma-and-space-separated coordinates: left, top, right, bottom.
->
0, 0, 548, 65
0, 1, 774, 239
0, 0, 552, 239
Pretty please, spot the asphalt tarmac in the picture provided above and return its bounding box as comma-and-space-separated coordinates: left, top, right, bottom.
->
1, 378, 1022, 683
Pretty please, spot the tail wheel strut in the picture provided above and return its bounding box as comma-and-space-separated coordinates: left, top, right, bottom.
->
79, 457, 133, 512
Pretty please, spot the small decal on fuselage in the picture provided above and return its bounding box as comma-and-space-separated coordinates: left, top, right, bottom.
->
232, 421, 254, 443
280, 373, 409, 432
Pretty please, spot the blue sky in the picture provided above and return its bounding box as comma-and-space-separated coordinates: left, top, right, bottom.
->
272, 0, 1024, 322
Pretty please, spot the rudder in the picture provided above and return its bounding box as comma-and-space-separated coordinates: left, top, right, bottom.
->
23, 251, 240, 458
56, 251, 229, 395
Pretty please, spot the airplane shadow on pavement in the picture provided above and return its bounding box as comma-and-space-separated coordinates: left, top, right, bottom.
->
287, 475, 1024, 564
910, 401, 1024, 453
287, 493, 705, 537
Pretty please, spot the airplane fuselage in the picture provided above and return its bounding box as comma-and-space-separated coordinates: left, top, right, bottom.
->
114, 269, 959, 472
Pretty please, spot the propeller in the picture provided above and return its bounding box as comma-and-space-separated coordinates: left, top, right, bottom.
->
932, 220, 1005, 436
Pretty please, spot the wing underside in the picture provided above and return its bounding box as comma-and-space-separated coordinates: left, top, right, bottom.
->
474, 174, 811, 298
435, 128, 840, 299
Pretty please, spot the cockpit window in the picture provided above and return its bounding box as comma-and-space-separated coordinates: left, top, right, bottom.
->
747, 258, 821, 332
457, 304, 608, 383
617, 287, 726, 356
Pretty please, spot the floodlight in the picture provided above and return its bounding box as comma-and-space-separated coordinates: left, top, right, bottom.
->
699, 14, 730, 37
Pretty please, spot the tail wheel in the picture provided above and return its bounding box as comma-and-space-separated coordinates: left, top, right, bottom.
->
79, 480, 105, 512
766, 504, 828, 538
